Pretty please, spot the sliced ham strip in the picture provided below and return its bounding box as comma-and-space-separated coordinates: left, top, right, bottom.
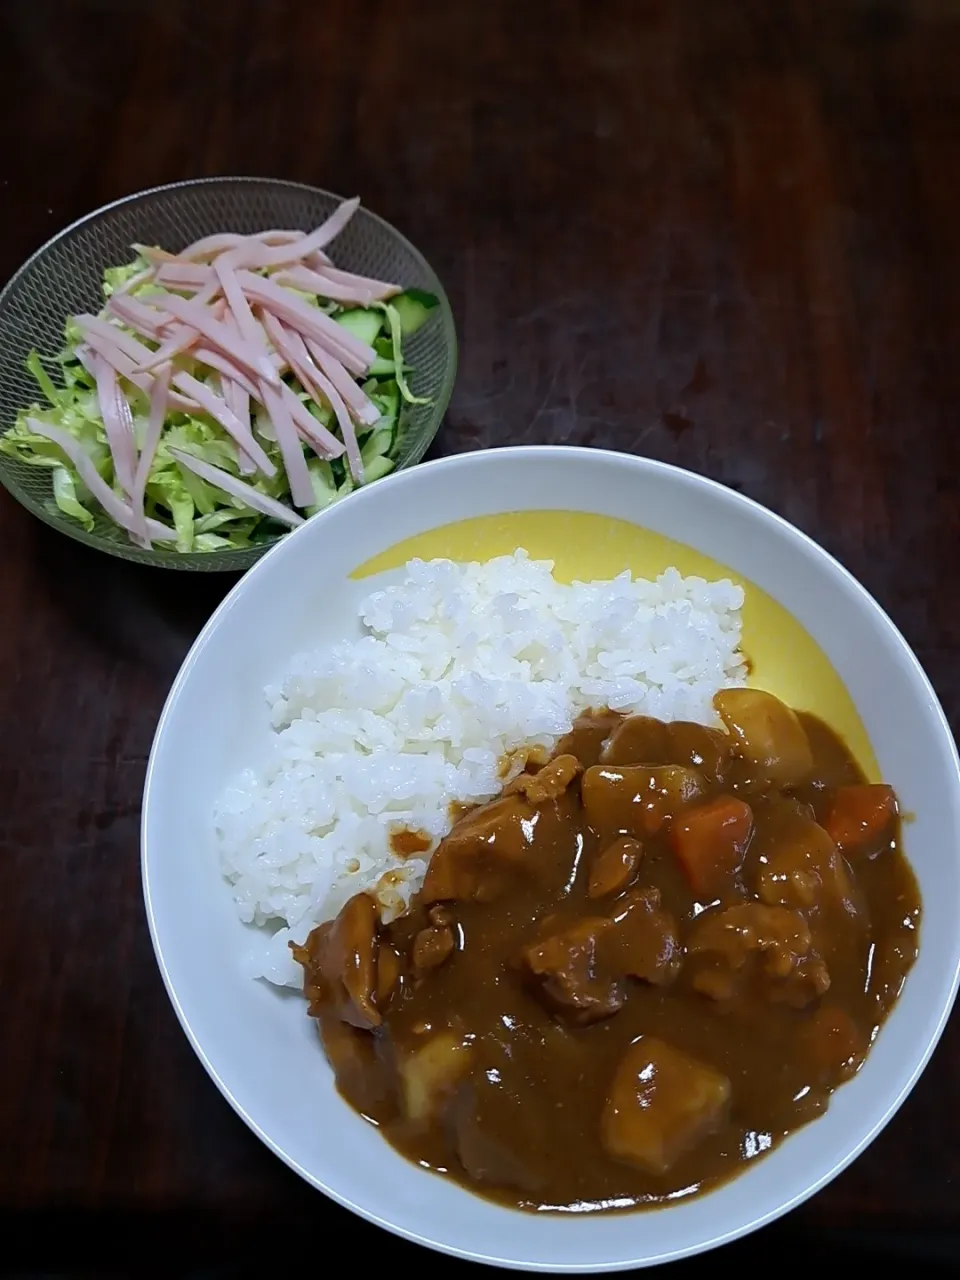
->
80, 330, 148, 386
258, 313, 350, 462
77, 313, 155, 366
76, 334, 198, 413
278, 381, 345, 459
220, 313, 258, 474
171, 371, 275, 476
28, 418, 177, 544
113, 379, 146, 542
141, 290, 280, 387
137, 285, 224, 372
220, 313, 257, 474
229, 383, 254, 475
259, 310, 313, 383
114, 378, 140, 499
237, 271, 374, 374
155, 262, 216, 289
233, 383, 251, 430
136, 230, 304, 269
89, 352, 136, 495
225, 200, 360, 271
107, 293, 168, 340
176, 228, 306, 262
303, 349, 364, 485
213, 255, 278, 386
140, 323, 202, 370
130, 364, 172, 549
265, 318, 364, 483
321, 264, 401, 297
304, 250, 333, 270
304, 335, 380, 426
276, 264, 400, 305
257, 380, 314, 509
283, 197, 360, 254
168, 449, 304, 527
139, 290, 280, 387
243, 364, 344, 459
221, 376, 239, 424
80, 310, 221, 395
133, 244, 181, 265
74, 344, 97, 380
192, 347, 259, 399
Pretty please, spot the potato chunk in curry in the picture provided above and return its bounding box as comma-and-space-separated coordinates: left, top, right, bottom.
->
714, 688, 814, 787
582, 763, 706, 838
602, 1036, 731, 1175
399, 1031, 471, 1125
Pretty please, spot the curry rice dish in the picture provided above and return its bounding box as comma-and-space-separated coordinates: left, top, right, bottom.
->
213, 551, 919, 1211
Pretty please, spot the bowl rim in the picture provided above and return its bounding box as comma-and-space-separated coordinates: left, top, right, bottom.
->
142, 444, 960, 1270
0, 175, 457, 571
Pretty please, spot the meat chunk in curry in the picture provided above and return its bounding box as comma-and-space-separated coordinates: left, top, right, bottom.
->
520, 915, 623, 1025
588, 835, 643, 899
294, 692, 921, 1214
419, 794, 540, 903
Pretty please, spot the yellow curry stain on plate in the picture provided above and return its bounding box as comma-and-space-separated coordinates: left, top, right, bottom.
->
353, 511, 878, 780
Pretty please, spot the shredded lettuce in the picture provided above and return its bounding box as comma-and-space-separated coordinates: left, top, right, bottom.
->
102, 255, 151, 298
0, 249, 438, 552
51, 466, 95, 531
380, 302, 431, 405
26, 352, 61, 406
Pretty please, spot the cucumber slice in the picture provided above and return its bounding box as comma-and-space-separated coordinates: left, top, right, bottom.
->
363, 455, 395, 482
361, 428, 394, 464
306, 459, 339, 516
335, 308, 383, 345
368, 354, 413, 377
390, 289, 439, 336
375, 379, 401, 434
307, 400, 334, 427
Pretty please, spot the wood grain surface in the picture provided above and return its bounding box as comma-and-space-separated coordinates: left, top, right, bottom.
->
1, 0, 958, 1273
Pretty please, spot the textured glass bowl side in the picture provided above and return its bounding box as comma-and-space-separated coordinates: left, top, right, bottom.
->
0, 177, 457, 571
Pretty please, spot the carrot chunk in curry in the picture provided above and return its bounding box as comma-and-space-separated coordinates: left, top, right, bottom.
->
293, 692, 921, 1214
823, 784, 898, 857
669, 795, 753, 899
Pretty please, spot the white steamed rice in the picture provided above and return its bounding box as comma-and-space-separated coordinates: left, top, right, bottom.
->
215, 550, 746, 985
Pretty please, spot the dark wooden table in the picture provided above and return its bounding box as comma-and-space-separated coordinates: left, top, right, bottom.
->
2, 0, 959, 1274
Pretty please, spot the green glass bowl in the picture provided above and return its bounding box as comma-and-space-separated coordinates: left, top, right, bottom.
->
0, 177, 457, 571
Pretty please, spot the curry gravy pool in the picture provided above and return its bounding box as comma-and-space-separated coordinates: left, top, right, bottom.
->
284, 514, 921, 1214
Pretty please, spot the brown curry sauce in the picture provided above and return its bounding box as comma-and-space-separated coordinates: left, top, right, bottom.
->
292, 691, 920, 1213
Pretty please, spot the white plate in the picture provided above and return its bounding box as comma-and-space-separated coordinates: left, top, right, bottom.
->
142, 446, 960, 1271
